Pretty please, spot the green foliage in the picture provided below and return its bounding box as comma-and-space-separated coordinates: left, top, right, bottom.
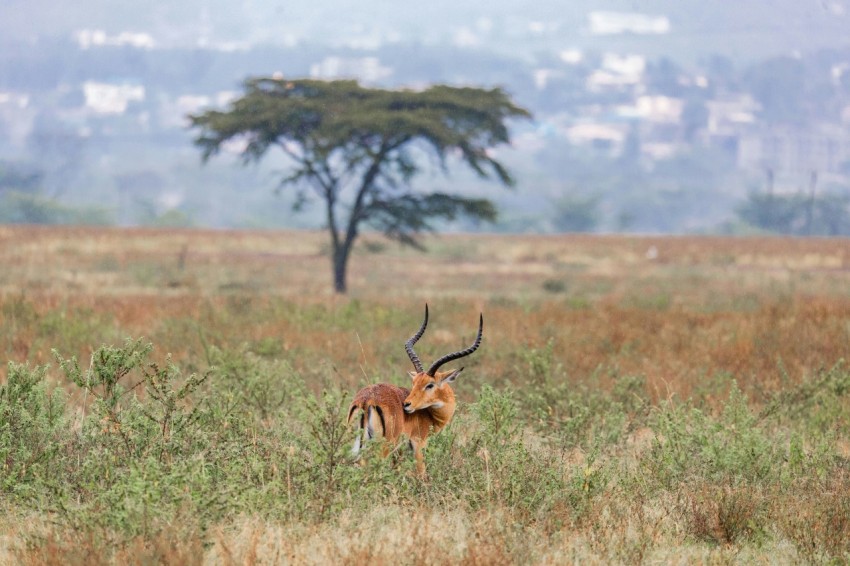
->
49, 342, 216, 537
641, 380, 838, 490
206, 344, 303, 422
190, 79, 529, 182
473, 384, 520, 440
759, 361, 850, 435
411, 387, 587, 526
138, 359, 210, 462
365, 192, 497, 248
0, 362, 65, 498
296, 388, 357, 518
643, 383, 779, 487
55, 338, 153, 423
512, 340, 648, 449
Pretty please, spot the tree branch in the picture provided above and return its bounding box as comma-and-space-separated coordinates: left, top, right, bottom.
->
361, 192, 497, 248
339, 138, 393, 256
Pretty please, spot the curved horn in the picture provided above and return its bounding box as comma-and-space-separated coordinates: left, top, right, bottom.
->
405, 304, 429, 373
427, 313, 483, 376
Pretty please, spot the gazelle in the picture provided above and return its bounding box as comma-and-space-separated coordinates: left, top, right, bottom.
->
347, 304, 483, 477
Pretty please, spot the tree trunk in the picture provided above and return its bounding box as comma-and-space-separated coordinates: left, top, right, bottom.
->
332, 245, 349, 294
325, 142, 387, 294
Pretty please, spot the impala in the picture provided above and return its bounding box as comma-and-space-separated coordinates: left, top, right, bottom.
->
347, 304, 483, 477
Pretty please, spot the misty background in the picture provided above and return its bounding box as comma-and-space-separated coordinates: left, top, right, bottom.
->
1, 0, 850, 234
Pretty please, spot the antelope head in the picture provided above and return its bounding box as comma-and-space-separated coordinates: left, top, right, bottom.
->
402, 304, 483, 414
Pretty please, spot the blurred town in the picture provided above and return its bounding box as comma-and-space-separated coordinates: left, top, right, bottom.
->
1, 3, 849, 234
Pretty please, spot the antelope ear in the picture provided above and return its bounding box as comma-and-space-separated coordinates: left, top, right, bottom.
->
408, 371, 417, 380
438, 367, 464, 386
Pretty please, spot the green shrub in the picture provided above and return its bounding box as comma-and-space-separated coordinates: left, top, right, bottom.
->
2, 329, 849, 560
0, 362, 65, 499
51, 339, 241, 532
639, 380, 837, 492
760, 361, 850, 435
641, 382, 780, 487
513, 340, 648, 450
206, 344, 303, 423
37, 306, 116, 357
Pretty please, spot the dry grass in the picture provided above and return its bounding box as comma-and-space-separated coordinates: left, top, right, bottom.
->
4, 503, 806, 566
1, 225, 849, 300
2, 226, 850, 564
2, 226, 850, 403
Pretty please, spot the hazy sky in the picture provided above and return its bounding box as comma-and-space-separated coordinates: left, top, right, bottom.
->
4, 0, 847, 61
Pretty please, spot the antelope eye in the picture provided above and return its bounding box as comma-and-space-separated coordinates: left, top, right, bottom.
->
425, 383, 435, 391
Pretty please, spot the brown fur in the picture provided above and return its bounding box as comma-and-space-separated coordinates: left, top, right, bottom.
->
348, 384, 409, 441
348, 369, 460, 477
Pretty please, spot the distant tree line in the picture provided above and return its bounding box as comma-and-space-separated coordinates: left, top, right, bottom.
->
737, 171, 850, 236
0, 161, 140, 226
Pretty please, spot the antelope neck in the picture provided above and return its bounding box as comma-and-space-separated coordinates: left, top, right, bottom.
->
426, 394, 456, 431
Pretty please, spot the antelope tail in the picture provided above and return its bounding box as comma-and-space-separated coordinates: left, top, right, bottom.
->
348, 401, 387, 457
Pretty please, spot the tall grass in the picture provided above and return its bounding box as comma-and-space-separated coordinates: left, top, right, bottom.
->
2, 331, 849, 564
1, 227, 850, 563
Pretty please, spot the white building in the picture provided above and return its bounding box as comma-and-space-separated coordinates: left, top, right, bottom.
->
587, 54, 646, 91
738, 125, 850, 178
616, 96, 683, 123
588, 12, 670, 35
83, 82, 145, 114
309, 57, 392, 83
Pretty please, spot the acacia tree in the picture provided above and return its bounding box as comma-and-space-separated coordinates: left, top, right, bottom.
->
189, 78, 530, 293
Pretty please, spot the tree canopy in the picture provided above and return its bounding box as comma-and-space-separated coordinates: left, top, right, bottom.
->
189, 78, 531, 292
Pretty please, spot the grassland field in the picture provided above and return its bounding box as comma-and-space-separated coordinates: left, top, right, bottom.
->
1, 225, 850, 564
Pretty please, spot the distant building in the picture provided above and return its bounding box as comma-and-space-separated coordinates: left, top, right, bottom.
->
309, 57, 393, 83
738, 125, 850, 178
616, 95, 683, 123
586, 54, 646, 91
0, 91, 34, 148
587, 12, 670, 35
701, 94, 761, 158
75, 29, 156, 50
706, 94, 759, 135
83, 81, 145, 114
